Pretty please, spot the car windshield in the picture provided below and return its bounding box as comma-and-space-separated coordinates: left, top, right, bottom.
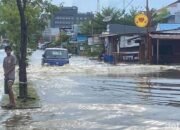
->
45, 50, 68, 59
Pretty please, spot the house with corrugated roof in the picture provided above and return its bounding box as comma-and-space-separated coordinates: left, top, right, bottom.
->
149, 23, 180, 64
100, 23, 180, 65
99, 24, 149, 64
156, 23, 180, 31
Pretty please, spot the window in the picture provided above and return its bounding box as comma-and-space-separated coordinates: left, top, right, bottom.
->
45, 50, 68, 59
55, 21, 60, 24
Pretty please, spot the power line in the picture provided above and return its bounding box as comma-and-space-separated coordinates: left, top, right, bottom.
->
121, 0, 135, 15
125, 0, 135, 9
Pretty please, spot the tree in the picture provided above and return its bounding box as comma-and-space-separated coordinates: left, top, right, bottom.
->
49, 32, 70, 48
0, 0, 59, 99
16, 0, 28, 98
17, 0, 59, 99
0, 0, 59, 59
81, 7, 125, 35
81, 6, 171, 35
80, 7, 139, 35
152, 8, 170, 26
122, 7, 139, 25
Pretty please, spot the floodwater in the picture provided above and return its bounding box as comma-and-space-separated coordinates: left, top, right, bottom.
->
1, 50, 180, 130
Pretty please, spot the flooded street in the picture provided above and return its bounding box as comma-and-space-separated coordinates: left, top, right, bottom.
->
1, 50, 180, 130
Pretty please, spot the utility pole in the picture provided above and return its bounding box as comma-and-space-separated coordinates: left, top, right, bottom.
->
97, 0, 100, 13
146, 0, 151, 63
91, 20, 94, 45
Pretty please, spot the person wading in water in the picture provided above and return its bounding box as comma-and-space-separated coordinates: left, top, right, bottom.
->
3, 46, 16, 108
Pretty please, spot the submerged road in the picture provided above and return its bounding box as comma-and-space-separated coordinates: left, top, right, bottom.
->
0, 50, 180, 130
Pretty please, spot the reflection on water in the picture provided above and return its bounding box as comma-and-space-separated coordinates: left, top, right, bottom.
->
3, 113, 32, 127
0, 50, 180, 129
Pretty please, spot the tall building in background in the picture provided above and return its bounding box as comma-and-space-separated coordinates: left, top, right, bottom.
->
51, 6, 94, 29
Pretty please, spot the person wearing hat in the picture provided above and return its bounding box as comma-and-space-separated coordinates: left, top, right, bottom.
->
3, 46, 16, 108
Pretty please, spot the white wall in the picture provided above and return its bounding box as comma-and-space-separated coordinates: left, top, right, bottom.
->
168, 3, 180, 15
175, 12, 180, 23
120, 35, 140, 48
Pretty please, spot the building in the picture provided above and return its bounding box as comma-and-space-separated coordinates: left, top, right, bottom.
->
157, 0, 180, 15
42, 27, 60, 42
157, 0, 180, 23
165, 11, 180, 23
149, 23, 180, 64
51, 6, 94, 29
156, 23, 180, 31
100, 24, 148, 64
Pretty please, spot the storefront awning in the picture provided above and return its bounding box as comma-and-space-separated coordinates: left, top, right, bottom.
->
99, 33, 118, 38
150, 34, 180, 40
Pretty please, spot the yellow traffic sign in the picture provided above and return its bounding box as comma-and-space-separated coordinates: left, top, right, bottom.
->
134, 14, 149, 28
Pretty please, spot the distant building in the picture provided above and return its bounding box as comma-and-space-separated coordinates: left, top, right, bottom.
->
157, 0, 180, 23
72, 24, 81, 34
51, 6, 94, 29
157, 0, 180, 15
70, 24, 81, 41
165, 11, 180, 23
42, 27, 60, 42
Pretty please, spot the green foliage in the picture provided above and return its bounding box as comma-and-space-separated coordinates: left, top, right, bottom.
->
0, 0, 59, 59
122, 7, 139, 25
49, 32, 70, 47
152, 8, 170, 25
58, 32, 70, 43
80, 43, 104, 57
80, 7, 139, 35
66, 43, 77, 54
81, 6, 170, 35
0, 0, 20, 47
81, 7, 125, 35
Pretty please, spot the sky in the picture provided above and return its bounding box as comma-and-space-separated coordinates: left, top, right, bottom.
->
52, 0, 176, 13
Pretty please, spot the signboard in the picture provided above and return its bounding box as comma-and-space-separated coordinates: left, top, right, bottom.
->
103, 16, 112, 22
88, 37, 93, 45
88, 37, 101, 45
134, 14, 148, 28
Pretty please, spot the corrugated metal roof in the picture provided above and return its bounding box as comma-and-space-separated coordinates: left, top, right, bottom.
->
150, 34, 180, 39
108, 24, 148, 34
99, 33, 118, 38
156, 23, 180, 31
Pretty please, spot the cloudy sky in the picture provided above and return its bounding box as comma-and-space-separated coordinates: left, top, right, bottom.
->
52, 0, 176, 13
